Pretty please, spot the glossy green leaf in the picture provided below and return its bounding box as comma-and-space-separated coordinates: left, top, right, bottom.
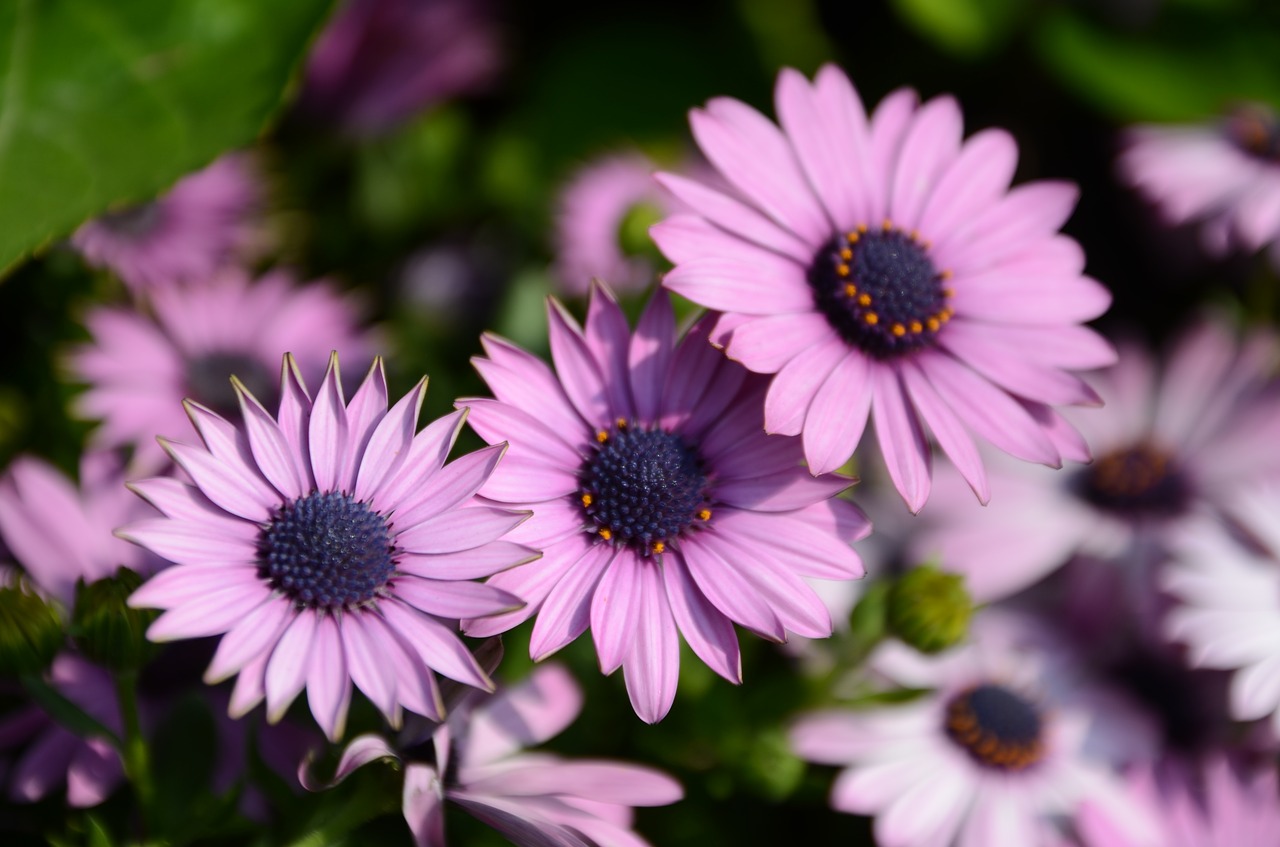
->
0, 0, 334, 274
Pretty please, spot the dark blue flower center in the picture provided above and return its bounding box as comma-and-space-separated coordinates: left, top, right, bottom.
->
808, 225, 953, 359
1075, 443, 1191, 520
258, 491, 395, 609
945, 684, 1044, 771
187, 352, 276, 421
1225, 106, 1280, 163
99, 202, 163, 239
579, 422, 709, 556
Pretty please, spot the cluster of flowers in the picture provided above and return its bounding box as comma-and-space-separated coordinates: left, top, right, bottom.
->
5, 22, 1280, 845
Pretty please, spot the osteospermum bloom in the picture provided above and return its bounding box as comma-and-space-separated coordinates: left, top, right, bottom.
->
1119, 106, 1280, 264
120, 353, 537, 741
1163, 487, 1280, 733
552, 151, 673, 296
652, 64, 1113, 511
71, 153, 261, 293
912, 318, 1280, 602
790, 613, 1156, 847
69, 268, 374, 471
303, 663, 683, 847
1076, 757, 1280, 847
460, 286, 870, 722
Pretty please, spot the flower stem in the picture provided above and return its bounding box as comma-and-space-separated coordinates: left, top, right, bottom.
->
115, 670, 154, 837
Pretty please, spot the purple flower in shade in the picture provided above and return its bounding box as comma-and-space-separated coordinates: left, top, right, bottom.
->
119, 353, 537, 741
789, 612, 1158, 847
1074, 756, 1280, 847
457, 285, 870, 722
1162, 487, 1280, 735
0, 452, 162, 807
68, 268, 374, 472
0, 654, 125, 807
302, 663, 683, 847
911, 318, 1280, 603
651, 64, 1113, 512
299, 0, 501, 136
0, 451, 162, 607
71, 153, 262, 294
1118, 106, 1280, 265
552, 151, 673, 297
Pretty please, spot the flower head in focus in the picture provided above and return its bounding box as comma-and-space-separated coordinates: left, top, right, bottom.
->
68, 269, 375, 472
1119, 105, 1280, 265
120, 353, 537, 741
72, 153, 262, 294
460, 285, 869, 722
302, 663, 683, 847
652, 64, 1113, 511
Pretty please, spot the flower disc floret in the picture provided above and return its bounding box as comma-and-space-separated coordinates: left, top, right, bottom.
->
259, 491, 394, 609
581, 422, 708, 554
945, 683, 1043, 771
808, 225, 953, 359
1075, 443, 1191, 520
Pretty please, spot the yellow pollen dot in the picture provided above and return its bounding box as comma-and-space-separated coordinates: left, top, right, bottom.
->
940, 269, 953, 280
910, 321, 923, 333
892, 323, 906, 337
909, 229, 921, 242
865, 312, 879, 325
581, 493, 593, 507
927, 318, 940, 331
942, 287, 955, 298
596, 430, 608, 443
857, 223, 868, 233
882, 219, 893, 231
836, 263, 850, 277
839, 248, 853, 261
652, 541, 666, 554
698, 508, 712, 521
844, 283, 858, 297
846, 231, 860, 243
616, 417, 628, 429
857, 293, 872, 307
598, 528, 612, 541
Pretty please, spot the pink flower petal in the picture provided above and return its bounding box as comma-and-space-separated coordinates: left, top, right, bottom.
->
145, 582, 274, 641
394, 443, 508, 528
397, 542, 541, 581
802, 349, 873, 475
662, 256, 812, 315
394, 577, 524, 620
871, 363, 932, 513
338, 359, 389, 490
763, 334, 848, 436
381, 599, 493, 690
264, 610, 319, 722
650, 185, 811, 262
161, 439, 275, 523
888, 94, 963, 232
236, 382, 307, 500
622, 559, 681, 723
662, 554, 741, 683
682, 534, 784, 641
306, 614, 352, 741
901, 360, 990, 504
120, 520, 257, 570
775, 67, 862, 234
548, 299, 611, 427
354, 376, 427, 502
590, 554, 643, 674
308, 355, 350, 492
918, 127, 1018, 239
396, 506, 530, 555
528, 542, 615, 661
724, 312, 839, 375
342, 613, 402, 725
464, 664, 583, 766
403, 763, 446, 847
583, 284, 637, 421
474, 333, 587, 440
628, 292, 676, 423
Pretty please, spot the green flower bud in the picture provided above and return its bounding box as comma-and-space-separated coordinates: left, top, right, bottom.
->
72, 568, 158, 671
886, 565, 972, 655
0, 577, 64, 676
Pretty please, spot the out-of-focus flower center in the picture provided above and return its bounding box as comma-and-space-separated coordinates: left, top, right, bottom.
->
1225, 106, 1280, 163
258, 491, 395, 609
944, 683, 1044, 771
1075, 443, 1190, 519
99, 203, 163, 239
186, 352, 276, 421
579, 421, 710, 556
807, 224, 953, 359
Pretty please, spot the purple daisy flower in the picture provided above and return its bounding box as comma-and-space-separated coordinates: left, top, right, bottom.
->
300, 0, 501, 136
120, 353, 537, 741
72, 153, 262, 294
302, 663, 683, 847
790, 612, 1157, 847
68, 268, 374, 472
459, 286, 870, 722
1119, 105, 1280, 264
552, 151, 674, 296
1163, 486, 1280, 735
912, 318, 1280, 602
1076, 756, 1280, 847
0, 654, 125, 807
651, 64, 1113, 511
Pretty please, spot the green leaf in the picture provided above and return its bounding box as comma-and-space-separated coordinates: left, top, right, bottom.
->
891, 0, 1026, 57
0, 0, 334, 274
1035, 6, 1280, 122
20, 673, 121, 747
